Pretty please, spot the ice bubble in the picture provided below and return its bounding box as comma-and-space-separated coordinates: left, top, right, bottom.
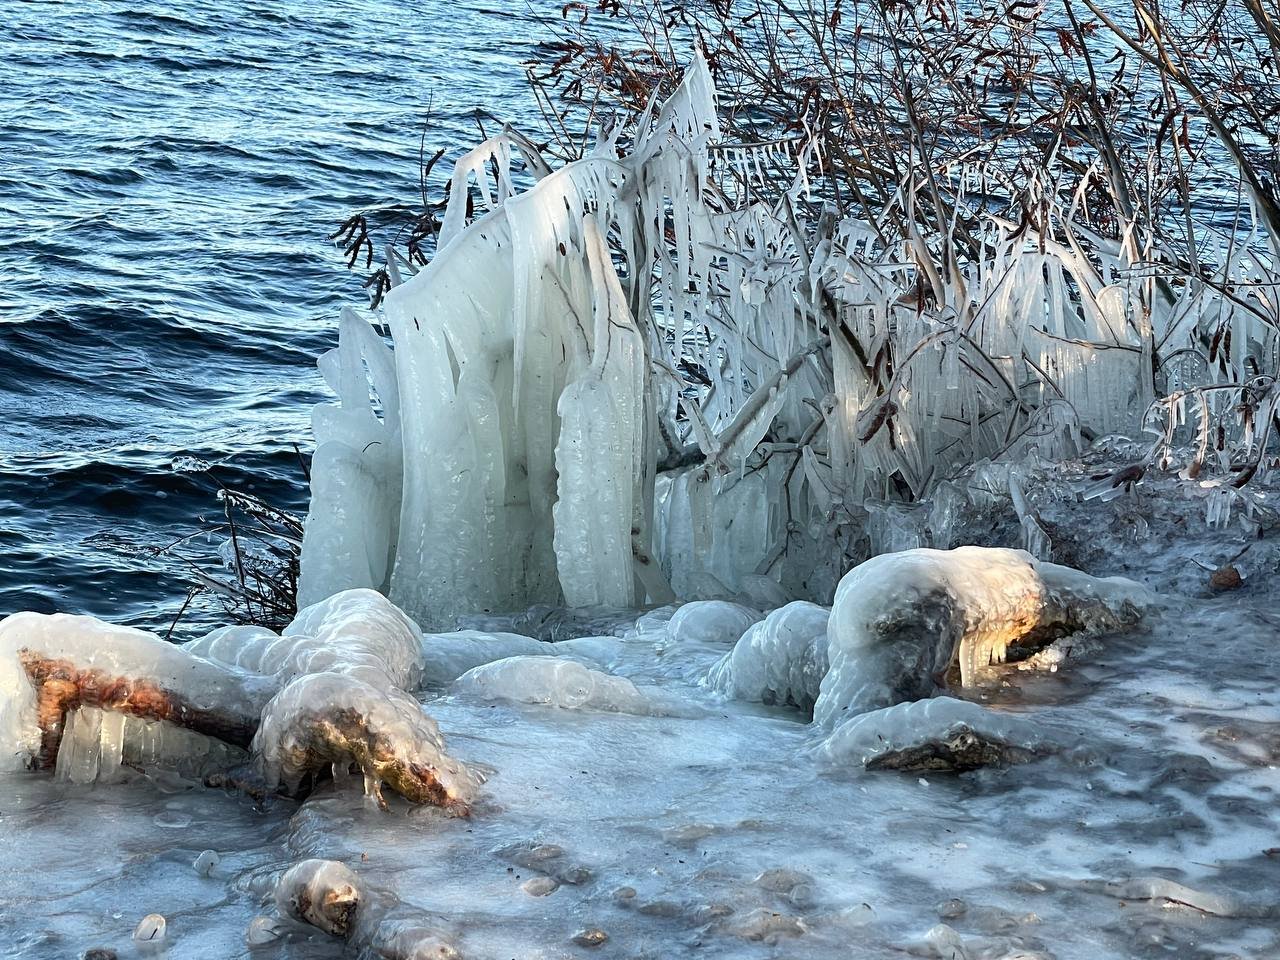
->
245, 915, 286, 946
572, 928, 609, 947
522, 876, 559, 896
132, 914, 166, 942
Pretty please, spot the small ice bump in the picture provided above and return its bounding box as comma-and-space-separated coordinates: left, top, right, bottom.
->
522, 876, 559, 897
245, 915, 286, 945
132, 914, 166, 942
754, 868, 814, 892
192, 849, 219, 876
666, 600, 761, 646
572, 928, 609, 947
839, 902, 876, 926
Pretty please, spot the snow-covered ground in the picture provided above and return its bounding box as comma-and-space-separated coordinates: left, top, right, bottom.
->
2, 477, 1278, 960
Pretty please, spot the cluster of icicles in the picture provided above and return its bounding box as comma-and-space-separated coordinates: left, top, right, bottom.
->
297, 54, 1263, 631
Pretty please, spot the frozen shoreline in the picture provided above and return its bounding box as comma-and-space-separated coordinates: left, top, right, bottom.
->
3, 477, 1278, 960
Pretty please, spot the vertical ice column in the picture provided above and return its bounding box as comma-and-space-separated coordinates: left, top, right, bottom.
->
298, 308, 403, 608
553, 218, 645, 607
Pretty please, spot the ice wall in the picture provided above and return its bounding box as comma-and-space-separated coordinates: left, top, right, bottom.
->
300, 51, 1260, 628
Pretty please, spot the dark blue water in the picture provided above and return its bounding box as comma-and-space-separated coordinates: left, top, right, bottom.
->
0, 0, 544, 633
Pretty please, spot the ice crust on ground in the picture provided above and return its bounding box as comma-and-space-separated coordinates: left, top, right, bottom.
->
2, 543, 1279, 958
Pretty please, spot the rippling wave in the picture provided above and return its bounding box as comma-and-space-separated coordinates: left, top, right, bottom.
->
0, 0, 544, 632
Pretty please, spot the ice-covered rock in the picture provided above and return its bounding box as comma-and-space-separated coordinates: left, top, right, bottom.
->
255, 673, 480, 812
276, 859, 363, 937
814, 697, 1050, 770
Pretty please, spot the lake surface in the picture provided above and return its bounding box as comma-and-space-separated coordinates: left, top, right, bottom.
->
0, 0, 546, 633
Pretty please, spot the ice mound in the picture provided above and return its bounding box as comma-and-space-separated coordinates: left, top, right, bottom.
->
706, 601, 830, 712
185, 587, 425, 691
418, 629, 553, 686
664, 600, 761, 647
814, 697, 1050, 770
452, 656, 699, 717
815, 546, 1151, 724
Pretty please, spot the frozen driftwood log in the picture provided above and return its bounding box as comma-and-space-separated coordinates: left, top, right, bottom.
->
0, 591, 477, 810
0, 612, 275, 771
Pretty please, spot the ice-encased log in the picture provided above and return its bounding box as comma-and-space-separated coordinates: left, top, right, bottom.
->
706, 601, 830, 711
814, 546, 1150, 725
0, 612, 275, 771
2, 591, 478, 809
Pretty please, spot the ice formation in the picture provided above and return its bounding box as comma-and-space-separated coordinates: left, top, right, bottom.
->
296, 42, 1268, 628
706, 601, 830, 711
815, 546, 1150, 724
813, 697, 1050, 770
452, 656, 699, 717
0, 590, 477, 810
703, 547, 1149, 729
